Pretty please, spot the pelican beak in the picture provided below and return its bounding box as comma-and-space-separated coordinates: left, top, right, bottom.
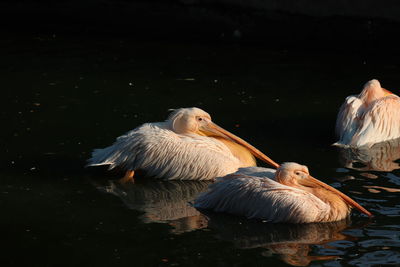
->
305, 175, 373, 217
383, 88, 393, 96
199, 121, 280, 169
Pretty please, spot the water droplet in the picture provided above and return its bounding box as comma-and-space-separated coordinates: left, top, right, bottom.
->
233, 29, 242, 38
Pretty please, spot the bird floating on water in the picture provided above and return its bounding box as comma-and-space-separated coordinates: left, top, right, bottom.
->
194, 162, 372, 223
87, 107, 279, 181
335, 79, 400, 147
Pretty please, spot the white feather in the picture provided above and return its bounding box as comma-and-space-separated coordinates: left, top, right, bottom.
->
195, 165, 330, 223
335, 80, 400, 147
351, 96, 400, 146
234, 166, 276, 179
87, 122, 242, 180
335, 96, 363, 146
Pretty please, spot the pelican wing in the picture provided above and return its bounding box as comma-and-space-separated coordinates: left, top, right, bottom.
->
87, 122, 241, 180
351, 95, 400, 147
235, 167, 276, 180
335, 95, 363, 146
195, 173, 329, 223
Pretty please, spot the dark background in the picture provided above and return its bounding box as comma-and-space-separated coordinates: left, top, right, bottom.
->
2, 0, 400, 52
2, 1, 400, 266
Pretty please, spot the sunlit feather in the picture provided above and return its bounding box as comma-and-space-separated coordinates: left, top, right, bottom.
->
87, 107, 279, 180
195, 162, 372, 223
335, 79, 400, 147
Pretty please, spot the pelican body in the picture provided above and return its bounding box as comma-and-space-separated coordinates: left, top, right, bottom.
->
87, 107, 279, 181
335, 79, 400, 147
194, 162, 372, 223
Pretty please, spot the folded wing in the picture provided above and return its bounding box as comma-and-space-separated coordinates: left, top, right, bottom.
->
335, 95, 363, 146
351, 96, 400, 146
195, 173, 329, 223
87, 123, 241, 180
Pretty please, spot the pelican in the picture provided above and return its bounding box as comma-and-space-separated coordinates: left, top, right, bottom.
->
87, 107, 279, 181
194, 162, 372, 223
335, 79, 400, 147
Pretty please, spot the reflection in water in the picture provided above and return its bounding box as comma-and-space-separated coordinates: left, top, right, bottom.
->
4, 29, 400, 267
364, 185, 400, 194
91, 176, 376, 266
338, 138, 400, 172
203, 212, 358, 266
94, 179, 210, 234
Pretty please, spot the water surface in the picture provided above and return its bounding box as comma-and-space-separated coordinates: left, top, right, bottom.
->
2, 33, 400, 266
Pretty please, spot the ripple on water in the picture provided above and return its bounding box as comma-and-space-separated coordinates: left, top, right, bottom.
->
365, 229, 400, 239
349, 250, 400, 266
372, 204, 400, 216
327, 240, 355, 249
359, 239, 400, 248
385, 173, 400, 186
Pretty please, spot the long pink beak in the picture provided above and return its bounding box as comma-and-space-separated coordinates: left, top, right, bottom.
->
308, 175, 373, 217
201, 121, 280, 169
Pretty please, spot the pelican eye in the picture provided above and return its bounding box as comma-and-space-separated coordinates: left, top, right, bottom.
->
197, 117, 203, 121
295, 171, 303, 177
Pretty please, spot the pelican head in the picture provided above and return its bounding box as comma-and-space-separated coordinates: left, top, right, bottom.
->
167, 107, 280, 168
275, 162, 372, 218
359, 79, 393, 105
168, 107, 212, 135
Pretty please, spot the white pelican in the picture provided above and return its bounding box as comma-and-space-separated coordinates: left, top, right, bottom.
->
87, 107, 279, 181
194, 162, 372, 223
335, 79, 400, 147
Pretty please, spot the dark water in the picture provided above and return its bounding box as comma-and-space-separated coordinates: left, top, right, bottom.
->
2, 33, 400, 266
